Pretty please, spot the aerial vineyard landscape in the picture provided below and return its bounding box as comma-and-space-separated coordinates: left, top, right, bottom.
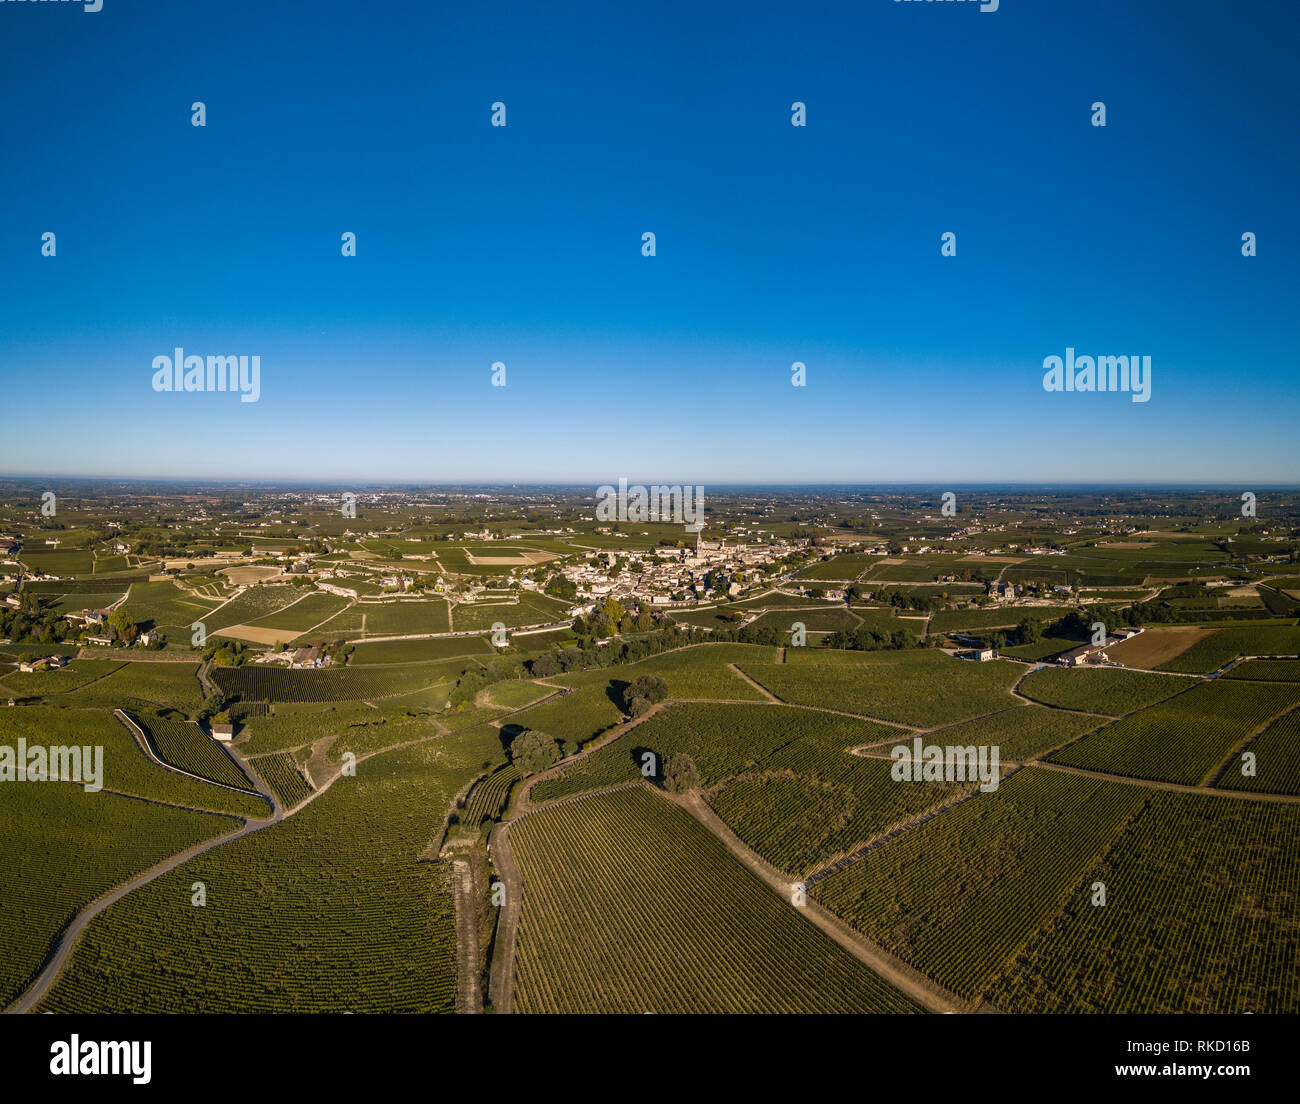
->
0, 481, 1297, 1023
3, 8, 1297, 1085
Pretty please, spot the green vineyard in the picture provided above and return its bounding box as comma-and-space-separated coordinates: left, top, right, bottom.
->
38, 741, 466, 1014
1216, 707, 1300, 796
1017, 666, 1192, 715
211, 662, 437, 703
738, 649, 1022, 727
813, 768, 1148, 1002
990, 792, 1300, 1012
252, 752, 314, 808
1046, 680, 1300, 785
127, 712, 257, 792
0, 781, 235, 1008
509, 786, 924, 1013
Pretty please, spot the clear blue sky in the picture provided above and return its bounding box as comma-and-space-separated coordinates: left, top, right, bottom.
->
1, 0, 1296, 484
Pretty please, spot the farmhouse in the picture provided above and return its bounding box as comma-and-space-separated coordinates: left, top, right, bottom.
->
1060, 643, 1112, 667
290, 645, 324, 669
19, 655, 69, 673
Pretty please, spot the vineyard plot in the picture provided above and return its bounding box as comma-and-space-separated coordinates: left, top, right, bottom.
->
509, 786, 923, 1014
39, 741, 468, 1013
812, 768, 1148, 1002
990, 792, 1300, 1013
1046, 680, 1300, 785
128, 712, 256, 793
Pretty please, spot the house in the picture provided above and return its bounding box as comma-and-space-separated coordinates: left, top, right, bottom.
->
210, 722, 235, 742
1061, 643, 1109, 667
960, 648, 997, 662
290, 645, 322, 669
84, 635, 114, 646
19, 655, 68, 674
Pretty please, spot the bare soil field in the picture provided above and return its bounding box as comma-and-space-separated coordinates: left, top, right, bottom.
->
1107, 626, 1214, 668
213, 624, 300, 646
465, 551, 558, 566
219, 565, 284, 585
164, 556, 244, 570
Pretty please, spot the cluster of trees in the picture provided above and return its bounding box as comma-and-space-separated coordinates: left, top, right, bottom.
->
522, 626, 709, 682
0, 596, 150, 647
0, 596, 71, 645
823, 627, 920, 652
204, 640, 248, 667
448, 666, 490, 708
662, 751, 699, 794
879, 588, 943, 612
545, 575, 577, 601
573, 596, 657, 640
196, 693, 226, 722
703, 624, 789, 648
509, 728, 562, 775
621, 674, 668, 717
106, 607, 140, 646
